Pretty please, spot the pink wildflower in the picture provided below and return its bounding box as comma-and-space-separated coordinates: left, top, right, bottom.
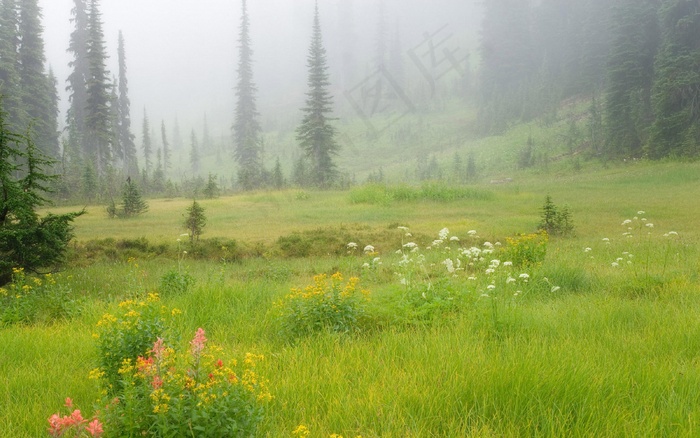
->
151, 375, 163, 389
69, 409, 84, 425
86, 419, 104, 437
152, 337, 166, 361
190, 328, 207, 356
64, 397, 73, 408
48, 414, 64, 436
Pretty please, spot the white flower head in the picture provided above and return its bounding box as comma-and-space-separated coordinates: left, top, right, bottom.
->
363, 244, 375, 253
584, 247, 592, 253
443, 259, 455, 274
519, 273, 530, 280
506, 276, 516, 284
551, 286, 561, 293
347, 242, 358, 249
403, 242, 418, 250
439, 228, 450, 241
622, 219, 632, 226
468, 276, 477, 281
611, 262, 619, 268
468, 230, 477, 236
645, 223, 654, 228
487, 284, 496, 290
398, 226, 409, 232
450, 236, 460, 242
637, 211, 645, 215
503, 261, 513, 267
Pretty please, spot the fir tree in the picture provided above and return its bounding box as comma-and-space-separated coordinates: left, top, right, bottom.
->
119, 177, 147, 217
272, 157, 284, 190
117, 30, 137, 177
161, 120, 170, 173
202, 173, 220, 199
233, 0, 262, 190
189, 129, 200, 175
296, 2, 340, 189
141, 109, 152, 174
18, 0, 56, 157
0, 0, 24, 130
65, 0, 89, 152
183, 199, 206, 244
84, 0, 112, 174
0, 107, 83, 285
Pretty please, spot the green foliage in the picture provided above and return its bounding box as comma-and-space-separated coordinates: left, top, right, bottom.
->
202, 173, 220, 199
95, 293, 172, 393
0, 268, 81, 327
183, 200, 206, 243
349, 182, 494, 205
158, 268, 195, 296
538, 195, 574, 236
0, 110, 83, 285
274, 272, 370, 339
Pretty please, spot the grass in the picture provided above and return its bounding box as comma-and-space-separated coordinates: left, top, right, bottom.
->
7, 154, 700, 436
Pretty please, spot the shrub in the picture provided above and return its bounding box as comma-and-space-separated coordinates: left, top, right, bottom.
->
95, 293, 175, 393
98, 329, 270, 437
158, 269, 195, 296
538, 195, 574, 236
274, 273, 370, 339
183, 200, 206, 244
0, 268, 81, 327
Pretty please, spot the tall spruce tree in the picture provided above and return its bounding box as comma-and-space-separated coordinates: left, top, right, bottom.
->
296, 2, 339, 189
17, 0, 56, 157
0, 0, 24, 130
84, 0, 111, 174
66, 0, 89, 152
649, 0, 700, 158
117, 30, 137, 177
141, 109, 152, 174
232, 0, 262, 191
161, 120, 171, 173
189, 129, 200, 175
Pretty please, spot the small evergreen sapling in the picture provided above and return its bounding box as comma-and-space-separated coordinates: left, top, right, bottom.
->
538, 195, 574, 236
120, 177, 148, 217
184, 200, 206, 244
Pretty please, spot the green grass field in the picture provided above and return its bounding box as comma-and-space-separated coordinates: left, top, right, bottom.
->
4, 156, 700, 436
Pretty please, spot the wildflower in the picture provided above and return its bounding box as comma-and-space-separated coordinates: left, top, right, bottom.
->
487, 284, 496, 290
637, 211, 645, 215
443, 259, 455, 274
152, 338, 166, 361
397, 226, 409, 232
439, 228, 449, 240
65, 397, 73, 408
483, 241, 494, 249
611, 262, 619, 268
293, 425, 311, 438
503, 261, 513, 266
551, 286, 561, 293
519, 273, 530, 281
403, 242, 417, 250
468, 230, 477, 236
432, 239, 444, 247
622, 219, 632, 225
490, 259, 500, 268
485, 268, 495, 275
506, 276, 516, 284
468, 276, 477, 281
645, 223, 654, 228
450, 236, 459, 242
362, 262, 370, 269
667, 231, 678, 236
363, 244, 375, 253
584, 247, 592, 253
190, 328, 207, 356
602, 238, 610, 242
347, 242, 358, 249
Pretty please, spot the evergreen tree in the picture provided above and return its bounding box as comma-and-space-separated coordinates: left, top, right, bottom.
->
202, 173, 220, 199
201, 112, 211, 153
233, 0, 262, 190
296, 2, 340, 189
117, 30, 137, 177
141, 109, 152, 173
84, 0, 112, 174
649, 0, 700, 158
189, 129, 200, 174
65, 0, 89, 153
161, 120, 170, 173
604, 0, 660, 158
183, 200, 205, 244
119, 177, 147, 217
272, 157, 284, 190
17, 0, 56, 157
0, 0, 24, 129
45, 67, 59, 158
0, 107, 83, 285
151, 148, 164, 193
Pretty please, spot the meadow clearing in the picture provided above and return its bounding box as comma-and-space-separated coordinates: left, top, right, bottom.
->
2, 160, 700, 437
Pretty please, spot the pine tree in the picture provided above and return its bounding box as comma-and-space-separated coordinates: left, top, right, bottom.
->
649, 0, 700, 158
189, 129, 200, 174
161, 120, 170, 173
84, 0, 112, 174
119, 177, 147, 217
0, 107, 83, 285
233, 0, 262, 190
141, 109, 152, 174
117, 30, 137, 177
0, 0, 24, 130
45, 68, 60, 158
183, 200, 206, 244
18, 0, 56, 157
203, 173, 220, 199
66, 0, 89, 153
296, 2, 340, 189
272, 157, 284, 190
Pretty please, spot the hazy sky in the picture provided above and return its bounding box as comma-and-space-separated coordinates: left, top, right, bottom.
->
39, 0, 480, 140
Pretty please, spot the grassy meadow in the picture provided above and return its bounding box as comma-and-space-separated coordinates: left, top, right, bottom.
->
3, 159, 700, 436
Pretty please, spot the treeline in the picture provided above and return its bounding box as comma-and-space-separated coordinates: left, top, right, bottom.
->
479, 0, 700, 159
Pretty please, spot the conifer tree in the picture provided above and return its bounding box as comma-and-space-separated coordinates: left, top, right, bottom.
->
0, 0, 24, 130
203, 173, 220, 199
189, 129, 200, 175
161, 120, 170, 173
296, 2, 339, 189
119, 177, 147, 217
141, 109, 152, 174
183, 200, 205, 244
233, 0, 262, 190
66, 0, 89, 152
649, 0, 700, 158
84, 0, 112, 174
18, 0, 56, 157
117, 30, 137, 177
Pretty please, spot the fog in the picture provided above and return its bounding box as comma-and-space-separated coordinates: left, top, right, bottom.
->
39, 0, 480, 139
